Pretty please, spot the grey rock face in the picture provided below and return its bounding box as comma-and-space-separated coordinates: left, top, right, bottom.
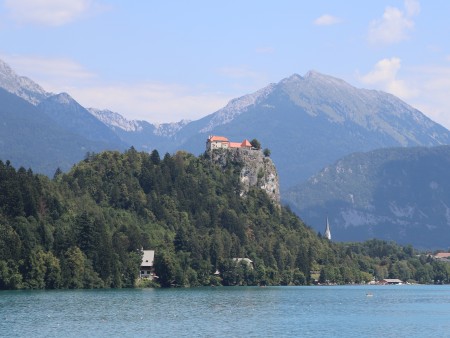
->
209, 148, 280, 205
0, 59, 51, 105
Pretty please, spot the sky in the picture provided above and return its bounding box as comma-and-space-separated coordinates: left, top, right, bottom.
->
1, 0, 450, 128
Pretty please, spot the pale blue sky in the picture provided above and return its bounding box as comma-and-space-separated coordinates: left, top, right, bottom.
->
1, 0, 450, 128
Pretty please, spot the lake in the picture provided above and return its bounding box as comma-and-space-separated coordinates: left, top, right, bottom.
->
1, 285, 450, 337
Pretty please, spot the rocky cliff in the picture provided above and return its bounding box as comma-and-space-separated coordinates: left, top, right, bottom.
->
208, 148, 280, 206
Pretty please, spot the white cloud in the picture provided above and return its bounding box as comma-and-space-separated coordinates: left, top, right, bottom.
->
1, 54, 232, 123
1, 55, 95, 86
360, 59, 450, 130
411, 67, 450, 129
359, 57, 416, 99
69, 83, 232, 123
314, 14, 342, 26
404, 0, 421, 16
360, 57, 402, 83
368, 0, 420, 45
4, 0, 96, 26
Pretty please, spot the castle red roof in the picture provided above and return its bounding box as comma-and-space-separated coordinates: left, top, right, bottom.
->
208, 135, 229, 142
208, 135, 254, 149
241, 139, 252, 147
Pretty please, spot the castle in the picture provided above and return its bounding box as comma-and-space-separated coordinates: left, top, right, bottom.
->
206, 135, 253, 151
206, 135, 280, 205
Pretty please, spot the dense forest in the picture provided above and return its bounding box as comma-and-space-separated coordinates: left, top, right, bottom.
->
1, 148, 449, 289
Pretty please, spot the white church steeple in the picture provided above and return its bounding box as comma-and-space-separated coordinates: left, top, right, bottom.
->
324, 217, 331, 240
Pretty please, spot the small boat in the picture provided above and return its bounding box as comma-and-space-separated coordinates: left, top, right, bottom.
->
366, 292, 373, 297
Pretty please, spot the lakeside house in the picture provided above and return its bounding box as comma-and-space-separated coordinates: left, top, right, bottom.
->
380, 279, 403, 285
140, 250, 155, 279
434, 252, 450, 261
206, 135, 253, 151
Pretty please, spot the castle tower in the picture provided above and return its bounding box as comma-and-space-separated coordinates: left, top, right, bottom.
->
324, 217, 331, 240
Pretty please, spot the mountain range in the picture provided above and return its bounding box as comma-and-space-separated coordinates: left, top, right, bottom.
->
284, 146, 450, 249
80, 71, 450, 192
161, 72, 450, 189
1, 58, 450, 247
0, 60, 128, 175
2, 59, 448, 185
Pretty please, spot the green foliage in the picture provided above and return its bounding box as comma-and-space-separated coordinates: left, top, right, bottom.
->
154, 250, 178, 287
0, 260, 22, 289
1, 149, 449, 289
24, 249, 62, 289
250, 139, 261, 150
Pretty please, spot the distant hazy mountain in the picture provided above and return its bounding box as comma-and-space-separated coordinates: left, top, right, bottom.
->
0, 59, 50, 105
0, 60, 126, 174
0, 88, 111, 175
284, 146, 450, 249
2, 57, 450, 192
37, 93, 126, 148
88, 108, 190, 152
168, 72, 450, 189
88, 108, 145, 132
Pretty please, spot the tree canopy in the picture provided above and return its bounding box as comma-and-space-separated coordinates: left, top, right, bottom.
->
0, 150, 449, 289
250, 139, 261, 150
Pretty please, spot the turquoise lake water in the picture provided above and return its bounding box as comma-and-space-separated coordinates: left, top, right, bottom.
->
1, 285, 450, 337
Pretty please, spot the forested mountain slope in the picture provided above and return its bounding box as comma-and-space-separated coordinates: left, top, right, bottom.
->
1, 149, 449, 289
284, 146, 450, 249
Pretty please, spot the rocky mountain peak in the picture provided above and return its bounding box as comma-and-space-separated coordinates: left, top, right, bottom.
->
0, 59, 50, 105
199, 83, 276, 133
283, 73, 303, 82
279, 71, 349, 89
0, 59, 13, 76
154, 120, 191, 137
88, 108, 144, 132
52, 92, 74, 105
304, 70, 346, 83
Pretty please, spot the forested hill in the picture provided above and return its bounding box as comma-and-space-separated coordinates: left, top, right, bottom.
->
1, 149, 449, 289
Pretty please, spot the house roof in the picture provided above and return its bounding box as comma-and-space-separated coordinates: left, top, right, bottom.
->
434, 252, 450, 259
382, 279, 403, 283
141, 250, 155, 267
207, 136, 254, 149
241, 139, 252, 147
208, 135, 229, 142
229, 142, 242, 148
